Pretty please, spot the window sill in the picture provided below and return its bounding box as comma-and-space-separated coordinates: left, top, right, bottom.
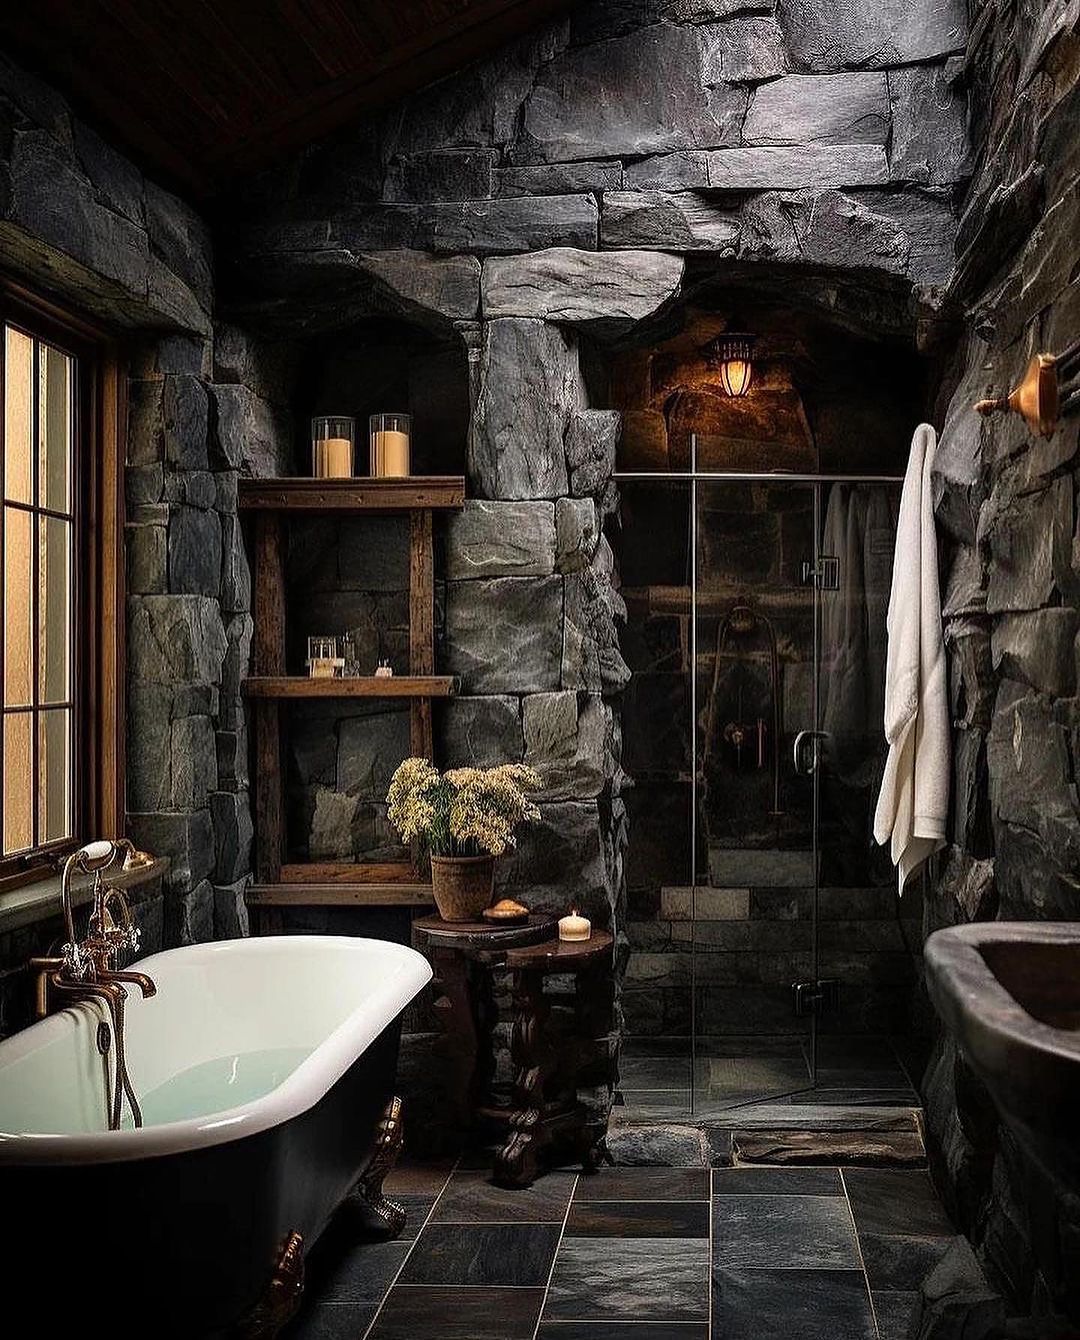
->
0, 858, 169, 936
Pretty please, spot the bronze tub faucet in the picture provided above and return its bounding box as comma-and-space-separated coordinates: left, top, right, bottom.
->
29, 838, 158, 1129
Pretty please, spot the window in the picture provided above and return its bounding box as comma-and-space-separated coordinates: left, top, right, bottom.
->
0, 285, 123, 887
2, 324, 76, 861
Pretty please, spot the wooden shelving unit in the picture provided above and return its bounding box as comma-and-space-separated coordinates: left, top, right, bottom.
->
240, 474, 465, 924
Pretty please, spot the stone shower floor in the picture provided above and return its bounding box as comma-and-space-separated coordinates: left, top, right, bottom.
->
285, 1158, 955, 1340
618, 1034, 921, 1121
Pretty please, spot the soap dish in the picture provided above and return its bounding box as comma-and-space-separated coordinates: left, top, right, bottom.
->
482, 899, 529, 925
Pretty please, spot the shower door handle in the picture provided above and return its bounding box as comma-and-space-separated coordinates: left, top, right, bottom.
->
793, 730, 828, 775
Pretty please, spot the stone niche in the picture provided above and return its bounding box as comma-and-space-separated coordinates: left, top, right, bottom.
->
599, 277, 929, 474
281, 318, 469, 867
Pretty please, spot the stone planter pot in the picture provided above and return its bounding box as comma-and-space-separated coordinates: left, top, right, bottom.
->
430, 854, 497, 922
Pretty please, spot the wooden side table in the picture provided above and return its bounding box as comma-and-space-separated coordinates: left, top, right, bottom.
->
495, 930, 615, 1188
413, 915, 556, 1139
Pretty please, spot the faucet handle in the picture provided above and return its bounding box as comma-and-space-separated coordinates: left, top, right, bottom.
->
61, 941, 91, 980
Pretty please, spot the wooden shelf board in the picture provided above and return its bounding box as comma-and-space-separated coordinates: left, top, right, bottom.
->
279, 861, 419, 885
247, 883, 435, 908
238, 476, 465, 513
243, 675, 456, 699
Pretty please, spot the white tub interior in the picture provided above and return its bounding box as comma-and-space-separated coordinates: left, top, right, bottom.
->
0, 935, 431, 1162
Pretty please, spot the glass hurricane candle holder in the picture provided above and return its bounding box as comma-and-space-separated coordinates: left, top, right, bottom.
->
312, 416, 356, 479
369, 412, 411, 478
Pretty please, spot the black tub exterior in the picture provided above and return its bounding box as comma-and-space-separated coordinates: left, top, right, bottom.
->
1, 1018, 402, 1337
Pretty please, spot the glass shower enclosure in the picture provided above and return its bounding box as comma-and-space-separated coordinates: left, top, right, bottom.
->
618, 440, 915, 1117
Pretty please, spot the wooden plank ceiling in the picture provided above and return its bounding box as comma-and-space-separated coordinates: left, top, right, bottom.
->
0, 0, 575, 197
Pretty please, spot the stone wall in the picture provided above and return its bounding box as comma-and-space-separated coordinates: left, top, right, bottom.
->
125, 327, 292, 942
225, 3, 970, 295
0, 51, 273, 1021
926, 0, 1080, 1326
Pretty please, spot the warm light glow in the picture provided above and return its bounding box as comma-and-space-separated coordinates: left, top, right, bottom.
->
704, 333, 755, 398
719, 357, 753, 397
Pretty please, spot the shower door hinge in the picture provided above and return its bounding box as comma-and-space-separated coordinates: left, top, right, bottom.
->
800, 555, 840, 590
792, 978, 840, 1018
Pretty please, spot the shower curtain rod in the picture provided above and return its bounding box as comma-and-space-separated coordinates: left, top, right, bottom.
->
613, 470, 907, 483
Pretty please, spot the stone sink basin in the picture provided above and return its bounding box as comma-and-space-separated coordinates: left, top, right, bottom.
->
925, 922, 1080, 1189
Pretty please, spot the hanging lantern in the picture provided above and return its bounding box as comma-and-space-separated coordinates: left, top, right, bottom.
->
704, 333, 755, 398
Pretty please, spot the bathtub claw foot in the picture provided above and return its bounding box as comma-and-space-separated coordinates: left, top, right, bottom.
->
238, 1229, 304, 1339
351, 1096, 407, 1238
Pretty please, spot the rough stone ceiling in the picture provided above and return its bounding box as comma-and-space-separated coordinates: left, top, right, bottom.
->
0, 0, 576, 197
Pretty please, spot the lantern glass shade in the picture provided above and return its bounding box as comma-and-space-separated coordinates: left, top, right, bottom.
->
706, 334, 755, 398
719, 355, 753, 397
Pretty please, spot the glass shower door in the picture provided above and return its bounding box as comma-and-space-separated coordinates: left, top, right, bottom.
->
813, 481, 918, 1102
692, 479, 820, 1115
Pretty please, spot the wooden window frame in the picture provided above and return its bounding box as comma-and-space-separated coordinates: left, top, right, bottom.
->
0, 277, 125, 891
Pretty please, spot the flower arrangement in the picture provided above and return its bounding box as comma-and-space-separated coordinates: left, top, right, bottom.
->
386, 758, 542, 858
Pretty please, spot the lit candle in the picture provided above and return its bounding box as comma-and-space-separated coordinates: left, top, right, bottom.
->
558, 909, 591, 942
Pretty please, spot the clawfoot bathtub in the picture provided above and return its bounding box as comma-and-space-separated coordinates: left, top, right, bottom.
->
0, 935, 431, 1337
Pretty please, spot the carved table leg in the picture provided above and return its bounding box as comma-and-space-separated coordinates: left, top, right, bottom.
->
237, 1230, 304, 1338
495, 964, 553, 1187
350, 1096, 407, 1237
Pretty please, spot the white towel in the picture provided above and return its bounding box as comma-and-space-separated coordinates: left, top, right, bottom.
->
873, 424, 950, 889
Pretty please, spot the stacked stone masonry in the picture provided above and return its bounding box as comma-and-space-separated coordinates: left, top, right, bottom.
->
926, 0, 1080, 1329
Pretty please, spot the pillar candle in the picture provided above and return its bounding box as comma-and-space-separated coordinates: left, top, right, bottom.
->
315, 436, 353, 478
372, 430, 410, 478
558, 910, 591, 942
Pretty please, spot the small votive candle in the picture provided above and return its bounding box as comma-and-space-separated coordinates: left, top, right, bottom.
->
312, 416, 356, 478
369, 412, 411, 478
558, 909, 591, 942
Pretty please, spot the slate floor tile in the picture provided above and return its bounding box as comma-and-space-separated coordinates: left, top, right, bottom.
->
545, 1237, 710, 1321
397, 1223, 560, 1286
624, 1037, 692, 1058
695, 1054, 811, 1107
697, 1036, 809, 1060
575, 1167, 709, 1202
712, 1267, 876, 1340
538, 1325, 709, 1339
621, 1056, 693, 1087
567, 1199, 709, 1238
367, 1285, 545, 1340
617, 1089, 692, 1119
814, 1035, 900, 1069
873, 1289, 921, 1340
391, 1194, 436, 1241
712, 1194, 861, 1269
711, 1167, 843, 1197
810, 1088, 918, 1107
858, 1232, 954, 1290
285, 1302, 378, 1340
843, 1169, 953, 1237
384, 1158, 455, 1197
307, 1240, 411, 1305
429, 1167, 575, 1223
815, 1065, 910, 1088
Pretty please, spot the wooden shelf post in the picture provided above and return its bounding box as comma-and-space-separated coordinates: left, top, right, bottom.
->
252, 513, 286, 895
